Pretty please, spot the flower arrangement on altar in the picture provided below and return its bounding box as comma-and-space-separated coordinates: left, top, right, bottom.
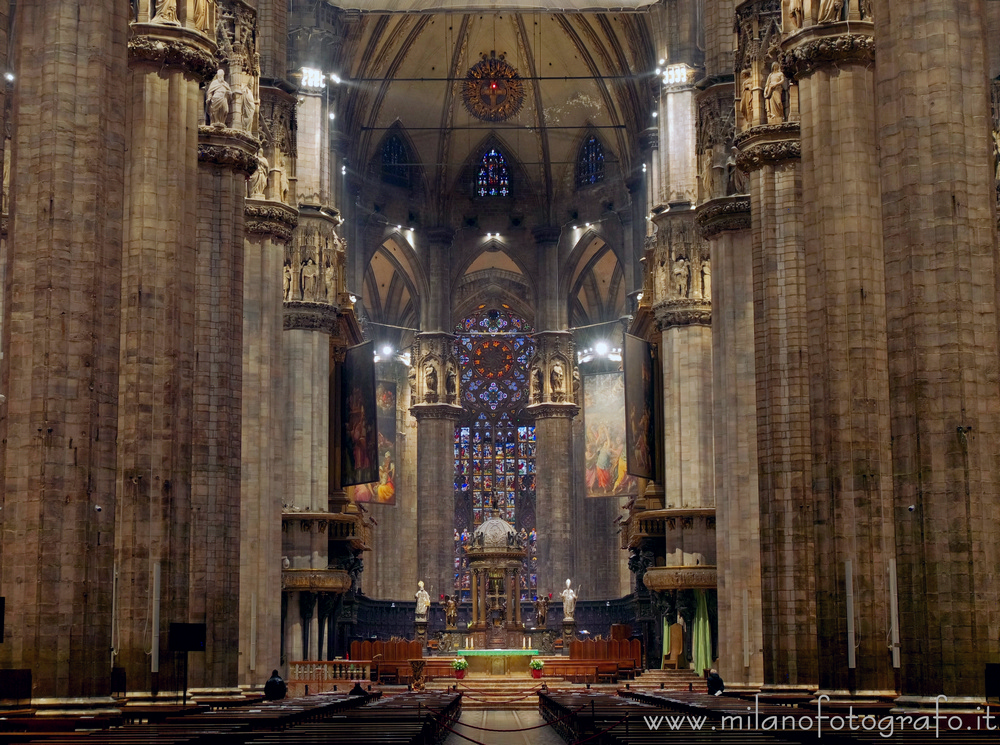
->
452, 657, 469, 670
529, 659, 544, 670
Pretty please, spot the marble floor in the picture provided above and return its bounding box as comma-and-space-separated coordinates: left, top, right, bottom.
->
443, 709, 567, 745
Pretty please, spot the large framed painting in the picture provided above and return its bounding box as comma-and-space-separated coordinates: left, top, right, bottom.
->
583, 372, 637, 497
355, 381, 397, 504
624, 333, 655, 479
341, 341, 378, 487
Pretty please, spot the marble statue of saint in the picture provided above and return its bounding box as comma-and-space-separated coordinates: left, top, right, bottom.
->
858, 0, 873, 19
424, 363, 438, 399
193, 0, 210, 32
445, 363, 457, 401
560, 579, 579, 621
282, 260, 292, 301
701, 258, 712, 300
710, 145, 727, 199
275, 154, 290, 203
301, 257, 318, 300
572, 367, 581, 404
764, 62, 786, 123
324, 259, 336, 299
241, 83, 257, 131
249, 149, 268, 198
207, 69, 232, 127
550, 362, 565, 401
727, 147, 748, 195
530, 366, 543, 403
153, 0, 178, 24
740, 70, 753, 129
789, 0, 804, 29
817, 0, 844, 23
672, 255, 690, 298
415, 581, 430, 619
408, 365, 417, 401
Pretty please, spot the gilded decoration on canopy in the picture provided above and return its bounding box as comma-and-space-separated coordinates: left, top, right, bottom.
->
462, 52, 525, 123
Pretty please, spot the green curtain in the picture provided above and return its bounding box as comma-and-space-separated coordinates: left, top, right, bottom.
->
661, 616, 670, 667
692, 589, 712, 674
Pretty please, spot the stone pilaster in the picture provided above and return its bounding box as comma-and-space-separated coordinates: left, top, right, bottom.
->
115, 15, 217, 697
782, 17, 896, 697
240, 200, 297, 687
0, 0, 125, 706
411, 332, 462, 600
526, 332, 578, 596
876, 0, 1000, 703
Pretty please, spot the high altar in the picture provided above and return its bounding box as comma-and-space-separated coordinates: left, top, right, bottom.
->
464, 512, 527, 649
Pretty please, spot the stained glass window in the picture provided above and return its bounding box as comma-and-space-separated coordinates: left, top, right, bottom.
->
381, 135, 410, 188
476, 148, 510, 197
577, 134, 605, 187
454, 306, 537, 601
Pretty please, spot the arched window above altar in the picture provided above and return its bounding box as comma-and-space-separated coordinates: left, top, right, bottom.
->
454, 305, 537, 601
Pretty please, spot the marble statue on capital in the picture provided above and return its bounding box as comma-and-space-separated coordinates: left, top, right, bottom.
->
415, 580, 430, 620
560, 578, 579, 621
207, 69, 232, 127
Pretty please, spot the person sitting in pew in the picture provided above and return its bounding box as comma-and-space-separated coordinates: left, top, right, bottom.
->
707, 668, 725, 696
264, 669, 287, 700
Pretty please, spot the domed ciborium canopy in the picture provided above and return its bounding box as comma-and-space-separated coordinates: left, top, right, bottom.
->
468, 510, 525, 556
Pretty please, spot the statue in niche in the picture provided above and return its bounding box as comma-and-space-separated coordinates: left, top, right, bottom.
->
324, 257, 337, 300
699, 148, 712, 202
193, 0, 210, 32
550, 361, 565, 402
727, 147, 748, 195
240, 83, 258, 131
249, 148, 268, 198
560, 579, 579, 621
445, 362, 458, 401
789, 0, 804, 29
301, 257, 318, 300
282, 260, 292, 301
424, 363, 438, 401
710, 145, 727, 199
408, 365, 417, 402
739, 69, 753, 129
858, 0, 873, 19
153, 0, 178, 24
274, 152, 290, 203
701, 258, 712, 300
530, 366, 543, 403
817, 0, 844, 23
672, 255, 690, 298
207, 69, 232, 127
764, 62, 786, 124
572, 367, 581, 404
415, 581, 430, 620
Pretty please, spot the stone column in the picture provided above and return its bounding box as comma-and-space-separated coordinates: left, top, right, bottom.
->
527, 332, 579, 597
0, 0, 125, 706
115, 13, 217, 697
733, 0, 817, 695
412, 332, 462, 601
876, 0, 1000, 703
783, 15, 896, 698
697, 1, 760, 681
240, 201, 296, 688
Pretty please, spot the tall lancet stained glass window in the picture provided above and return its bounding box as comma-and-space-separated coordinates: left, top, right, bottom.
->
577, 134, 605, 187
454, 306, 537, 601
476, 148, 510, 197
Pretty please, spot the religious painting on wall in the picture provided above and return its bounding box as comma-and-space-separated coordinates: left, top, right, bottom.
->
355, 381, 397, 504
341, 341, 378, 487
583, 372, 637, 497
624, 333, 655, 479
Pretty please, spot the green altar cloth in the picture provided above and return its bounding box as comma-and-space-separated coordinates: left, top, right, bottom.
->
458, 649, 539, 675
